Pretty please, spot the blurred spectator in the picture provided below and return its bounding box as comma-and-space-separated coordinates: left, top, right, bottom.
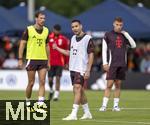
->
0, 37, 7, 68
0, 48, 6, 68
140, 52, 150, 73
2, 51, 18, 69
127, 51, 135, 72
2, 36, 12, 52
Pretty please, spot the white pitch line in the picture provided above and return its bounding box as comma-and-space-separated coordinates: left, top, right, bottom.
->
50, 107, 150, 111
51, 119, 150, 125
83, 119, 150, 125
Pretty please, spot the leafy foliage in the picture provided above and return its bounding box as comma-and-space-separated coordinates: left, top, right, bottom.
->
0, 0, 150, 18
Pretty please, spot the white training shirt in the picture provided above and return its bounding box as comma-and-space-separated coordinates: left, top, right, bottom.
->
69, 34, 91, 75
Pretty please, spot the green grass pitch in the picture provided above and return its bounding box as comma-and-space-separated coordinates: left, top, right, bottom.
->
0, 90, 150, 125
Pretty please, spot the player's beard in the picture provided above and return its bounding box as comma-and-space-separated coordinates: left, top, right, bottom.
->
75, 30, 82, 37
39, 21, 44, 27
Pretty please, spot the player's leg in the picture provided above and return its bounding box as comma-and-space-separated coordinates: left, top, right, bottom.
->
70, 83, 82, 118
112, 79, 121, 111
48, 76, 53, 100
62, 84, 81, 120
37, 67, 47, 112
53, 66, 63, 101
38, 68, 47, 102
26, 70, 36, 112
99, 67, 117, 111
26, 70, 36, 102
25, 60, 37, 112
80, 87, 92, 120
62, 71, 82, 120
48, 66, 55, 100
99, 80, 114, 111
112, 67, 126, 111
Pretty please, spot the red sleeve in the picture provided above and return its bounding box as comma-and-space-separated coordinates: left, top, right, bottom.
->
62, 36, 70, 49
62, 36, 70, 64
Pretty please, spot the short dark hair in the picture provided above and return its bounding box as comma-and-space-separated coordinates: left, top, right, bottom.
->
114, 17, 123, 22
71, 19, 81, 24
53, 24, 61, 31
35, 11, 45, 18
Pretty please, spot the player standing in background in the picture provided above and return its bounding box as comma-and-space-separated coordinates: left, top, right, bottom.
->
53, 20, 94, 120
99, 17, 136, 112
48, 24, 69, 101
18, 11, 50, 112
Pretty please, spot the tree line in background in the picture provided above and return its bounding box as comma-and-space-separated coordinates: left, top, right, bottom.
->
0, 0, 150, 18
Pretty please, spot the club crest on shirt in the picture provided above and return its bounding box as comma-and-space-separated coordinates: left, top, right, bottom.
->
116, 36, 122, 48
49, 39, 54, 42
58, 39, 62, 45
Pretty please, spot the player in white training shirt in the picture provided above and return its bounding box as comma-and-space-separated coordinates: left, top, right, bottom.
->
53, 19, 94, 120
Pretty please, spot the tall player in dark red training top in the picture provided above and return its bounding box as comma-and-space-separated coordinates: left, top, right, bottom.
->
99, 17, 136, 112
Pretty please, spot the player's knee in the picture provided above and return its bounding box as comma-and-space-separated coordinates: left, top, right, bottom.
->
39, 79, 45, 86
74, 84, 82, 92
28, 80, 34, 88
56, 76, 60, 80
115, 83, 121, 89
106, 85, 112, 90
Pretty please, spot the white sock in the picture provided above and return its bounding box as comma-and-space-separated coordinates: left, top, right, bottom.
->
82, 103, 90, 114
53, 91, 59, 99
71, 104, 79, 117
114, 98, 120, 107
26, 97, 31, 106
102, 97, 109, 107
50, 88, 53, 93
38, 96, 45, 106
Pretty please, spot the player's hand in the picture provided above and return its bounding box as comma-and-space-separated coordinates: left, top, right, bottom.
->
103, 64, 109, 72
52, 43, 57, 50
18, 60, 23, 69
64, 64, 69, 70
84, 70, 90, 80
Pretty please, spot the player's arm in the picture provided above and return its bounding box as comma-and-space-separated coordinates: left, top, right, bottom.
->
102, 38, 109, 72
18, 29, 28, 68
46, 35, 50, 68
53, 43, 70, 56
63, 37, 70, 68
121, 31, 136, 48
84, 39, 94, 80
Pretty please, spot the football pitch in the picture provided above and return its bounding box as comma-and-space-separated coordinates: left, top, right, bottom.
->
0, 90, 150, 125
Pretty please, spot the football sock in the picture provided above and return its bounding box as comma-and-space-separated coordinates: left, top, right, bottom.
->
114, 98, 120, 107
102, 97, 109, 107
38, 96, 45, 106
50, 87, 53, 93
71, 104, 79, 116
53, 91, 59, 99
26, 97, 31, 106
82, 103, 90, 114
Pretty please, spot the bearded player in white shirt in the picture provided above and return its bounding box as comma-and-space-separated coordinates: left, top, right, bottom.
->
53, 19, 94, 120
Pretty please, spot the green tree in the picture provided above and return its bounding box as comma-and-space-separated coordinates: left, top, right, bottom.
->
1, 0, 150, 18
37, 0, 103, 18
